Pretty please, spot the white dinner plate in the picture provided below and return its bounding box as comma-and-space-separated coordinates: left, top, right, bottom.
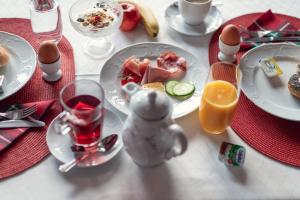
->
165, 2, 222, 36
239, 43, 300, 121
46, 109, 124, 167
0, 32, 37, 101
100, 42, 209, 119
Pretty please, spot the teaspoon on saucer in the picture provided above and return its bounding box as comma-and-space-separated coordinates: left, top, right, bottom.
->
58, 134, 118, 173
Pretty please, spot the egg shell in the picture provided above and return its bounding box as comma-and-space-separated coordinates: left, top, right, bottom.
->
220, 24, 240, 46
38, 41, 60, 64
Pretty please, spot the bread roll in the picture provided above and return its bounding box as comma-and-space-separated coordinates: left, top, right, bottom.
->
0, 45, 9, 68
288, 65, 300, 99
288, 74, 300, 99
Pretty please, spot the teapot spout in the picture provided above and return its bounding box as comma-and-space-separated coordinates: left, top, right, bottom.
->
121, 82, 141, 102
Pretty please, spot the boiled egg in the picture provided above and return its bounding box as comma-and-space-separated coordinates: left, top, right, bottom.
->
220, 24, 240, 46
38, 41, 60, 64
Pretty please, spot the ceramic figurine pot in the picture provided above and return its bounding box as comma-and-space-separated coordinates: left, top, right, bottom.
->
121, 82, 188, 167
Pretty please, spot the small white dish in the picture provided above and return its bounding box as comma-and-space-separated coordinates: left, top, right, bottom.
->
99, 42, 209, 119
0, 31, 36, 100
218, 36, 240, 63
165, 2, 222, 36
39, 59, 62, 82
46, 109, 124, 167
240, 43, 300, 121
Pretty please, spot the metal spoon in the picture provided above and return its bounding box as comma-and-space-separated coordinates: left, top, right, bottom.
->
58, 134, 118, 173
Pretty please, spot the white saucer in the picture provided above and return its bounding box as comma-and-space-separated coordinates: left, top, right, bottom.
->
46, 109, 124, 167
165, 2, 222, 36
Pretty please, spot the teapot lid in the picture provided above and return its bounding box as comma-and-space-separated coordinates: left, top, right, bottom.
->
130, 89, 172, 120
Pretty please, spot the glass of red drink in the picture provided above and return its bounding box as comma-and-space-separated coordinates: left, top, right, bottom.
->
58, 79, 105, 147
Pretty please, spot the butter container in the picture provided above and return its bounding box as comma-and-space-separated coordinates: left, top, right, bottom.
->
259, 57, 283, 77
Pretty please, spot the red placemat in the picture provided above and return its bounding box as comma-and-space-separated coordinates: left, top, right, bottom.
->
209, 13, 300, 167
0, 18, 75, 179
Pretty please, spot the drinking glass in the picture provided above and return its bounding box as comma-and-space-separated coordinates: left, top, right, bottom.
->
29, 0, 63, 43
69, 0, 123, 59
58, 80, 105, 147
199, 62, 242, 134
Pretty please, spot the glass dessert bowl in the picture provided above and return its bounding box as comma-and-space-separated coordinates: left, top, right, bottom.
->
69, 0, 123, 59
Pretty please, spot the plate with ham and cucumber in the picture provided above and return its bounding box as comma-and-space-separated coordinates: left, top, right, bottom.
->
100, 42, 208, 118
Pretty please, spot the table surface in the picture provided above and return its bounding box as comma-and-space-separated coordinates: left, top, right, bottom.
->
1, 0, 300, 199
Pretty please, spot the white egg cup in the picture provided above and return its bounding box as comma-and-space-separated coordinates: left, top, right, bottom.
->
218, 36, 240, 63
39, 58, 62, 82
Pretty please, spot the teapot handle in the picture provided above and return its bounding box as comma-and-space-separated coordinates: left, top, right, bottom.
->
165, 124, 188, 159
121, 82, 141, 102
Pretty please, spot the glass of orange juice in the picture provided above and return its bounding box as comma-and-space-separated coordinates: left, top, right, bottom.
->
199, 62, 242, 134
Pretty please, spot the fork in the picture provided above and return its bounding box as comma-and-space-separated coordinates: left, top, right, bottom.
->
239, 26, 272, 38
0, 104, 37, 120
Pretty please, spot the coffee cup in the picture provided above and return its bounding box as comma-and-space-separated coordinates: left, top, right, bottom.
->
178, 0, 212, 25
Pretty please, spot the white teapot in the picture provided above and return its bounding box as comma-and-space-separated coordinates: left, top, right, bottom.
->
121, 82, 188, 167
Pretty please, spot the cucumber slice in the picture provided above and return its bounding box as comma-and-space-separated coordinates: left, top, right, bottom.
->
173, 82, 195, 96
165, 80, 179, 96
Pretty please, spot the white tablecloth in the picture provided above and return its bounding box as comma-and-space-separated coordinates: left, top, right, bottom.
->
1, 0, 300, 199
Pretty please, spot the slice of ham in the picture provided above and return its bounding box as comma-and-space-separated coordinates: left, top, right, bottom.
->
142, 52, 187, 84
141, 65, 170, 84
122, 56, 150, 76
122, 51, 187, 85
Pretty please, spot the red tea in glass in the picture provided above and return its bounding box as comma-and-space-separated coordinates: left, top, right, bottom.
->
59, 80, 105, 147
66, 95, 104, 146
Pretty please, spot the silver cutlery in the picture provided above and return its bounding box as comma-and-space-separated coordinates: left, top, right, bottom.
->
58, 134, 118, 173
0, 75, 4, 94
240, 28, 300, 38
0, 119, 45, 128
0, 104, 37, 120
240, 25, 272, 38
242, 36, 300, 43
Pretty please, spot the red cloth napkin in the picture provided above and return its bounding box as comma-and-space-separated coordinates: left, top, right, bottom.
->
240, 9, 297, 49
0, 100, 55, 151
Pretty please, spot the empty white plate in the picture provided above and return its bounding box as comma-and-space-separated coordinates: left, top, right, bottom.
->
0, 32, 36, 100
240, 43, 300, 121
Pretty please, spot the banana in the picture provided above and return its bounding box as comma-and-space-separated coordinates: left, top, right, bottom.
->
117, 0, 159, 37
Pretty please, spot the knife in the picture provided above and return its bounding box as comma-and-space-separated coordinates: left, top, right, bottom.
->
0, 119, 45, 128
242, 36, 300, 43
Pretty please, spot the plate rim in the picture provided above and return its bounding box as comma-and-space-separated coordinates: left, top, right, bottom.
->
239, 42, 300, 121
46, 109, 124, 167
0, 31, 37, 101
99, 42, 205, 119
165, 4, 222, 36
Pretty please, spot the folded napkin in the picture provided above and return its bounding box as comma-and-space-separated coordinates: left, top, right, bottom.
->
0, 100, 55, 152
241, 9, 297, 49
